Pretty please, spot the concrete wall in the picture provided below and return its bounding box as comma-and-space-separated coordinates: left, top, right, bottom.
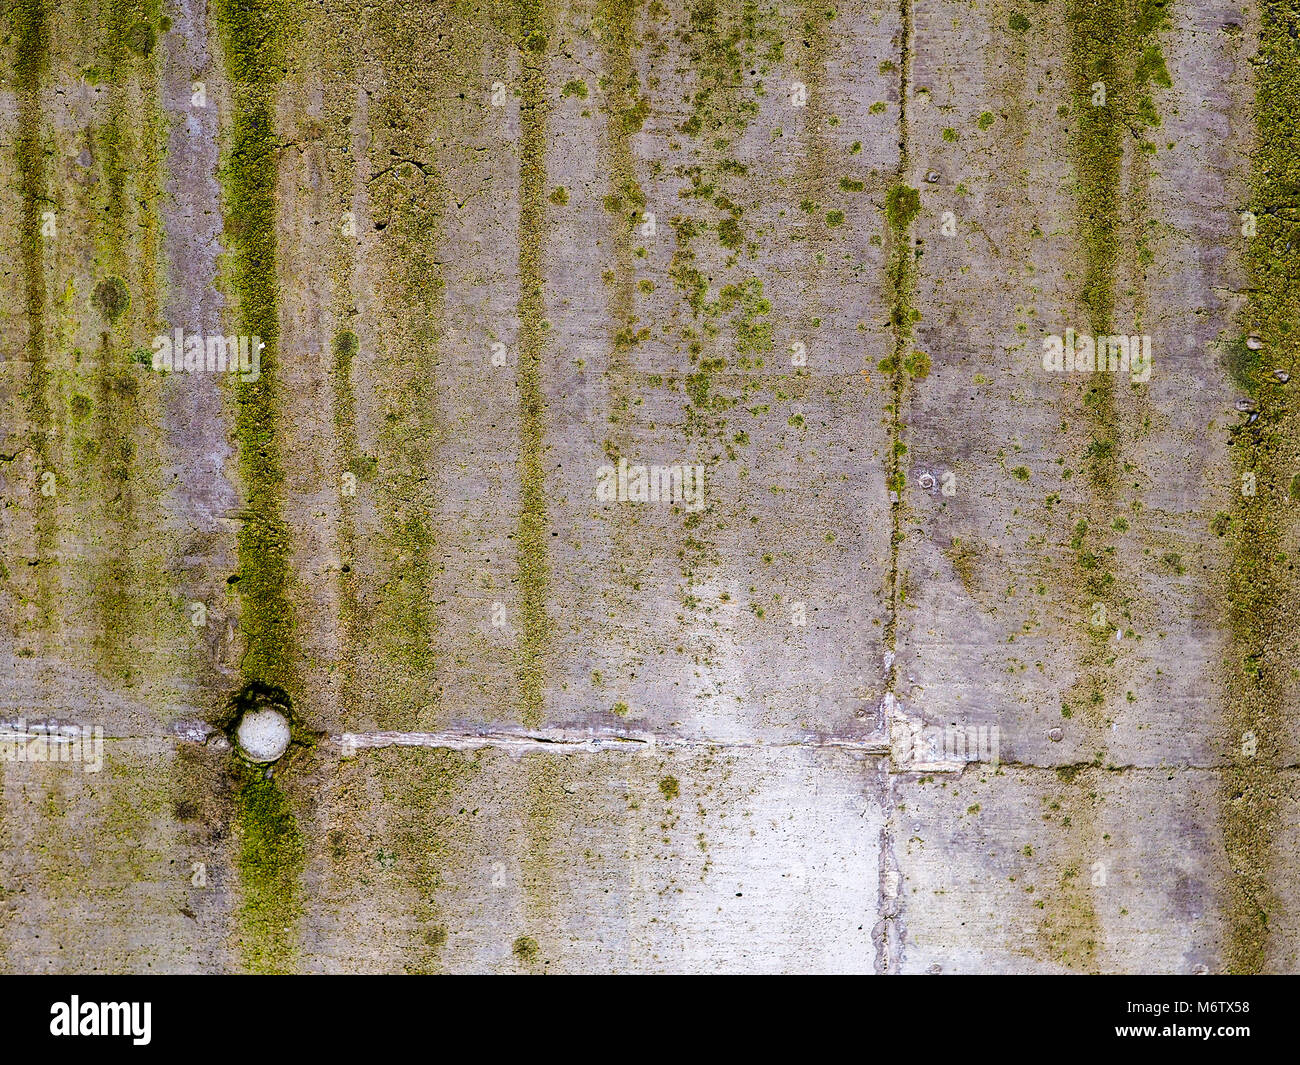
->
0, 0, 1295, 973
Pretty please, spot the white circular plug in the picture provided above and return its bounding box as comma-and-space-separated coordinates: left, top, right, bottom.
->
236, 708, 292, 763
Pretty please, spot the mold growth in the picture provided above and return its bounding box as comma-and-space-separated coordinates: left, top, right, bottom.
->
333, 328, 360, 650
596, 0, 647, 432
875, 0, 916, 979
379, 747, 479, 974
514, 0, 555, 727
1218, 0, 1300, 975
217, 682, 310, 971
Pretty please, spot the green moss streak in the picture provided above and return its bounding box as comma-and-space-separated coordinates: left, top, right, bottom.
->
333, 326, 360, 658
10, 0, 57, 635
984, 1, 1033, 260
215, 0, 305, 972
1219, 0, 1300, 975
362, 36, 447, 726
0, 761, 7, 970
215, 1, 301, 694
234, 771, 305, 974
1041, 0, 1172, 972
881, 0, 914, 665
363, 202, 443, 727
515, 0, 554, 727
1059, 5, 1172, 702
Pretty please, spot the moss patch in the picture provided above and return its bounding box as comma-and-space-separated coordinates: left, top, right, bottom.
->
234, 770, 305, 974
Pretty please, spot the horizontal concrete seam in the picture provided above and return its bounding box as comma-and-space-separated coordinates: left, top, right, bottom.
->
12, 725, 1291, 775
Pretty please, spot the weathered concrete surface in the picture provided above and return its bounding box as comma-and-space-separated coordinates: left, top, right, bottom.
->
0, 0, 1296, 973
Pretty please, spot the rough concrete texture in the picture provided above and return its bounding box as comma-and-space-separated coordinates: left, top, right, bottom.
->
0, 0, 1297, 973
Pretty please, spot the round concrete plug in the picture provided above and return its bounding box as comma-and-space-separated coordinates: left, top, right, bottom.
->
235, 708, 292, 763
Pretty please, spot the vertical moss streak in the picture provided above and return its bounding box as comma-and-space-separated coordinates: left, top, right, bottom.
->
215, 0, 304, 972
233, 769, 305, 974
515, 0, 553, 727
11, 0, 57, 636
90, 0, 165, 682
1040, 0, 1171, 970
882, 0, 913, 670
1218, 0, 1300, 975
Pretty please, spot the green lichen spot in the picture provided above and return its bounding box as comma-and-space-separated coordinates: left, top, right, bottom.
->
512, 934, 540, 962
904, 349, 931, 380
91, 277, 131, 323
659, 775, 680, 800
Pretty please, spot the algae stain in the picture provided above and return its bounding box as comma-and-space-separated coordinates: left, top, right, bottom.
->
364, 85, 447, 729
670, 0, 780, 619
215, 0, 302, 694
512, 0, 562, 956
0, 761, 8, 970
792, 0, 831, 337
514, 0, 554, 728
333, 327, 361, 682
520, 752, 563, 956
